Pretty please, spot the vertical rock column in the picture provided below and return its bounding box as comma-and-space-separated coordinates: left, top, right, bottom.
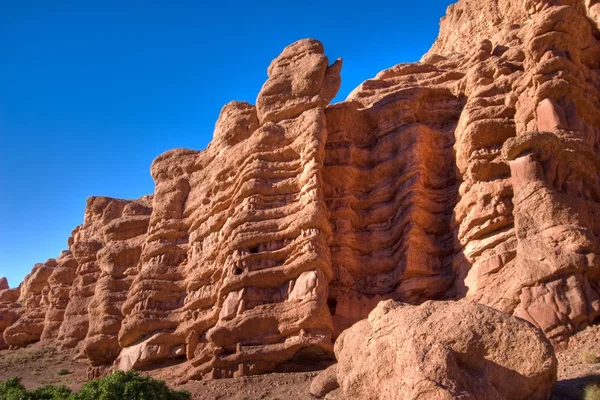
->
4, 260, 55, 347
117, 150, 197, 370
0, 278, 20, 349
176, 102, 260, 369
324, 81, 464, 336
58, 197, 129, 349
505, 133, 600, 343
40, 251, 78, 342
177, 39, 341, 380
506, 2, 600, 344
450, 38, 522, 311
84, 198, 152, 377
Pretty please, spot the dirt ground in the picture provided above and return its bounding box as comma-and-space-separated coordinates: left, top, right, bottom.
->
1, 325, 600, 399
0, 344, 317, 400
552, 324, 600, 400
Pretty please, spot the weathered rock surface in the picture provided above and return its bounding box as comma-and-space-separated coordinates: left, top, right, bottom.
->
4, 260, 55, 347
40, 251, 78, 342
3, 0, 600, 382
84, 197, 152, 377
332, 300, 557, 400
0, 278, 20, 350
310, 364, 339, 398
53, 196, 151, 365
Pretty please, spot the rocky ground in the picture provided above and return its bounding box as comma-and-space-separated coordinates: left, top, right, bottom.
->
552, 324, 600, 400
0, 344, 317, 399
0, 324, 599, 399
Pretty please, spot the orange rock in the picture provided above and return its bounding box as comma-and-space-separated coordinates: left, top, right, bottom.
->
332, 300, 557, 400
0, 279, 19, 350
3, 0, 600, 380
83, 198, 152, 369
310, 364, 339, 398
4, 260, 54, 347
40, 251, 78, 342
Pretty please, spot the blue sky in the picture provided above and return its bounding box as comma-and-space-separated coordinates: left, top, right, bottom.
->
0, 0, 454, 287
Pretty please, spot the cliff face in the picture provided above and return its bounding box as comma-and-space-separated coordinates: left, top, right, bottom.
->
3, 0, 600, 380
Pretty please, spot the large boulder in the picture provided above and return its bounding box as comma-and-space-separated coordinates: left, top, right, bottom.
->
332, 300, 557, 400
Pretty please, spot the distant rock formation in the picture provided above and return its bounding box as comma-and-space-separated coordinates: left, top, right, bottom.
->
3, 0, 600, 381
0, 278, 20, 350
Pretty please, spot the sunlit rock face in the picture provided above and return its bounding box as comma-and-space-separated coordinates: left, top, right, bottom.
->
114, 40, 341, 380
40, 250, 78, 342
333, 300, 557, 400
4, 260, 55, 347
4, 0, 600, 379
429, 0, 600, 345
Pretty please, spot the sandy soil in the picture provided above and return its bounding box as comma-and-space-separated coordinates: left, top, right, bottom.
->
1, 325, 600, 399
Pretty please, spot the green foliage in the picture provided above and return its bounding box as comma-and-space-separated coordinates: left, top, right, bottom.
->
585, 384, 600, 400
0, 377, 72, 400
0, 376, 28, 400
72, 370, 190, 400
28, 385, 73, 400
0, 371, 190, 400
56, 369, 70, 376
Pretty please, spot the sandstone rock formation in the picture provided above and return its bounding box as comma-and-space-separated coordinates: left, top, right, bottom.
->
310, 364, 339, 398
4, 260, 55, 347
2, 0, 600, 382
40, 251, 78, 342
0, 278, 20, 350
330, 300, 557, 400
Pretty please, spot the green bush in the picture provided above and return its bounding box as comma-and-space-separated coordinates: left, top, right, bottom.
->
29, 385, 73, 400
0, 377, 72, 400
0, 376, 29, 400
0, 371, 190, 400
73, 370, 190, 400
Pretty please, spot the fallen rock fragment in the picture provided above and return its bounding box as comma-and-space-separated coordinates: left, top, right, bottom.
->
310, 364, 339, 398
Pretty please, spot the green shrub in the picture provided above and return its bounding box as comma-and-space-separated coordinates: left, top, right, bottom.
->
57, 369, 70, 376
0, 376, 28, 400
0, 371, 190, 400
29, 385, 73, 400
585, 384, 600, 400
0, 376, 72, 400
73, 370, 190, 400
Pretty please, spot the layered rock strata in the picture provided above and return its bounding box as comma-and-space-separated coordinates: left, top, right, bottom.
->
3, 0, 600, 379
4, 260, 55, 347
324, 89, 464, 335
0, 279, 20, 350
84, 197, 152, 377
40, 251, 78, 342
114, 39, 341, 380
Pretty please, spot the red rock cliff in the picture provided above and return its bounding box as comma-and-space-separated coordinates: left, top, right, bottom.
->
3, 0, 600, 380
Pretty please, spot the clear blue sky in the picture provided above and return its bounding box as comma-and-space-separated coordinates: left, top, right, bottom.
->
0, 0, 454, 288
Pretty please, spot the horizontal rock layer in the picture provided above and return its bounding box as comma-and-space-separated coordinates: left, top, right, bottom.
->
3, 0, 600, 379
